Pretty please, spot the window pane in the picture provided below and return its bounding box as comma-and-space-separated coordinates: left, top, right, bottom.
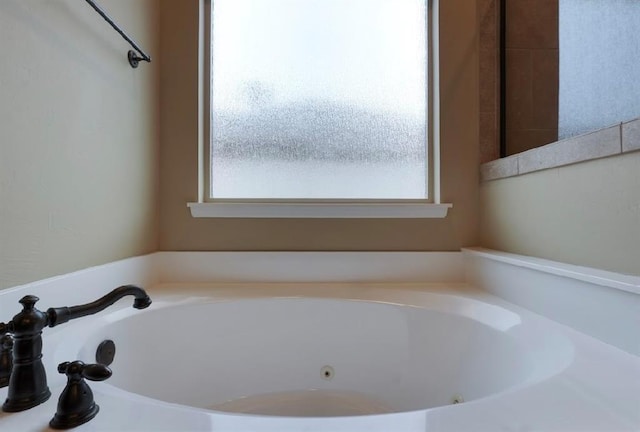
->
211, 0, 427, 199
559, 0, 640, 139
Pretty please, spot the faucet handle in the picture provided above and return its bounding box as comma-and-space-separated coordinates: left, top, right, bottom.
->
50, 361, 112, 430
57, 361, 112, 381
11, 295, 49, 335
19, 295, 40, 310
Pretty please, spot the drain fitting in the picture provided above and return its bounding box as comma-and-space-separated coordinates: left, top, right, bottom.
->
320, 365, 334, 380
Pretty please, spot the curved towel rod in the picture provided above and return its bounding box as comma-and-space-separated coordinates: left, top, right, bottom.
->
84, 0, 151, 68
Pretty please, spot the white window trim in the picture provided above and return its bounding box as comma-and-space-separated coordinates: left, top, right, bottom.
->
189, 0, 451, 219
188, 201, 451, 218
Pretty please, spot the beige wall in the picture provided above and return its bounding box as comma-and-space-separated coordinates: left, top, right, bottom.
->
159, 0, 480, 251
479, 3, 639, 276
0, 0, 159, 289
480, 151, 640, 276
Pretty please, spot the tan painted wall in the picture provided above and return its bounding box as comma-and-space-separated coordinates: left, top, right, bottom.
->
159, 0, 480, 251
480, 151, 640, 275
0, 0, 160, 289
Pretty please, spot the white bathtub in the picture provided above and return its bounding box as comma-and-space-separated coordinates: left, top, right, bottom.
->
68, 290, 573, 417
1, 251, 639, 431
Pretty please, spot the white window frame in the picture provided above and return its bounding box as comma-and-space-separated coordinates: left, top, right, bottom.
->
188, 0, 451, 218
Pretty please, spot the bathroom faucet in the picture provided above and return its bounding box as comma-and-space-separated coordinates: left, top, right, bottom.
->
1, 285, 151, 412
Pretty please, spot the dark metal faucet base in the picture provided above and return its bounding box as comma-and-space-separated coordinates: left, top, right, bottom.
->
2, 295, 51, 413
50, 403, 99, 430
2, 387, 51, 412
50, 361, 112, 429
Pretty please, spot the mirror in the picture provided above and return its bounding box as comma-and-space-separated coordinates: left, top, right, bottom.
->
501, 0, 640, 157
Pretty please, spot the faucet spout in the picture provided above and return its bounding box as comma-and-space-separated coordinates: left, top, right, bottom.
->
47, 285, 152, 327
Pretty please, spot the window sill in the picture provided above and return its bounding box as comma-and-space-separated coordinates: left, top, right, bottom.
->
187, 202, 452, 219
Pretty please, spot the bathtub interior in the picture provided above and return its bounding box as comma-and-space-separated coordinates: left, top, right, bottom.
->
65, 296, 573, 417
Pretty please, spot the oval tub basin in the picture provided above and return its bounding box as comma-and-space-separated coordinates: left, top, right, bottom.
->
73, 295, 571, 417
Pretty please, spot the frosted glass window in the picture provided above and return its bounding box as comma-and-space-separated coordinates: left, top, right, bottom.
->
210, 0, 427, 199
559, 0, 640, 139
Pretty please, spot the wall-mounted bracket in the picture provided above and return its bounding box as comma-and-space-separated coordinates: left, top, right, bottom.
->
127, 50, 146, 69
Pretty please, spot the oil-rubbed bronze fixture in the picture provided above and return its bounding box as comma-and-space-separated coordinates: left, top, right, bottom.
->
50, 361, 112, 430
84, 0, 152, 68
0, 333, 12, 388
1, 285, 151, 412
1, 295, 51, 411
95, 340, 116, 367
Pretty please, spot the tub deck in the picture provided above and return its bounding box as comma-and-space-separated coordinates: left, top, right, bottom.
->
1, 283, 639, 431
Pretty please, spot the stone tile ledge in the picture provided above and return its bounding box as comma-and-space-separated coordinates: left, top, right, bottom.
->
481, 117, 640, 182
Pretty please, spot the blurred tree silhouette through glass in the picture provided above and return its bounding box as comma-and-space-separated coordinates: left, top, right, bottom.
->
210, 0, 428, 199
